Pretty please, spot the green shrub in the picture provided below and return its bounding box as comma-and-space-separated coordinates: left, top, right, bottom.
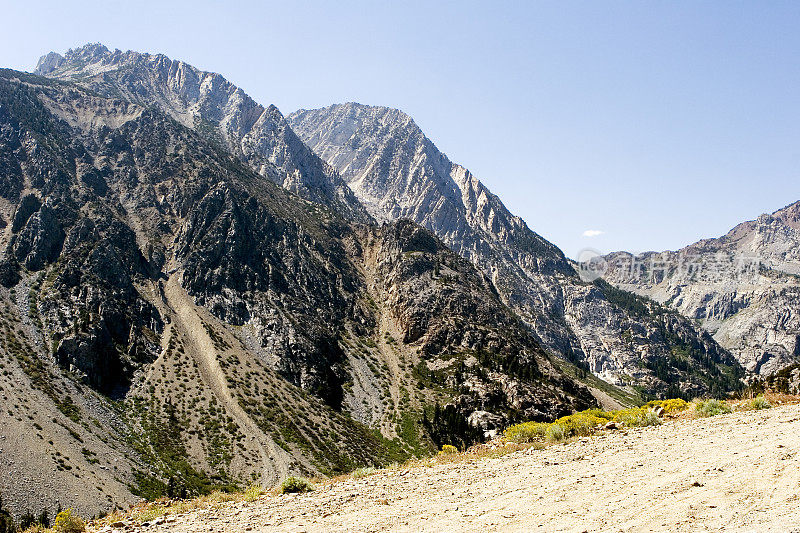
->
504, 422, 548, 443
554, 413, 606, 436
641, 410, 663, 426
54, 509, 85, 533
580, 408, 615, 420
352, 466, 378, 478
613, 408, 662, 427
694, 399, 732, 418
740, 395, 771, 411
750, 395, 772, 410
280, 476, 314, 494
545, 423, 566, 442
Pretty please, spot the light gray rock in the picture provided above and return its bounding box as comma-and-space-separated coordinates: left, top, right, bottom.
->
35, 44, 372, 224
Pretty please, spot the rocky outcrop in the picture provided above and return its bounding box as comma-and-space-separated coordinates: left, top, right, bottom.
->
359, 220, 595, 424
753, 362, 800, 395
604, 201, 800, 375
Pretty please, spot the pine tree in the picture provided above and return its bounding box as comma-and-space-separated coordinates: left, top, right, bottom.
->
0, 493, 17, 533
38, 510, 50, 528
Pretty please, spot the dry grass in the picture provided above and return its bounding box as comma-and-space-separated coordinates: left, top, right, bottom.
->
351, 466, 379, 478
86, 486, 267, 531
762, 392, 800, 405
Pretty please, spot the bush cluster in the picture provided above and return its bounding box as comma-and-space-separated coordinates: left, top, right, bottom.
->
280, 477, 314, 494
504, 422, 548, 443
647, 398, 690, 413
694, 399, 732, 418
740, 395, 771, 411
351, 467, 378, 478
54, 509, 85, 533
612, 408, 661, 428
438, 445, 458, 455
504, 402, 684, 444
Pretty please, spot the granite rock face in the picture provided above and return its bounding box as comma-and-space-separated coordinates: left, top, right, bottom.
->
360, 220, 595, 423
604, 202, 800, 375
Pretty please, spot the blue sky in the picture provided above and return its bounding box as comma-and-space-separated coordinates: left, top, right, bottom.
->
2, 1, 799, 257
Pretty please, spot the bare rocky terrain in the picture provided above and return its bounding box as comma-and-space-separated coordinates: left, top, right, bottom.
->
287, 102, 745, 396
95, 403, 800, 533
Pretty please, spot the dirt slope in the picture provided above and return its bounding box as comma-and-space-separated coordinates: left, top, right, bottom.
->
162, 272, 292, 484
108, 404, 800, 532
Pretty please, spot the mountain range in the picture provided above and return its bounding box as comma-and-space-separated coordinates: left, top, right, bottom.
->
0, 46, 594, 518
0, 42, 787, 518
34, 44, 743, 398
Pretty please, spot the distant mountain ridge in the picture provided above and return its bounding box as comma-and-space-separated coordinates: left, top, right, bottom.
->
604, 200, 800, 375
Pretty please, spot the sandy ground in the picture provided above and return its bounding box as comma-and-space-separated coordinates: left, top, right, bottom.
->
100, 404, 800, 533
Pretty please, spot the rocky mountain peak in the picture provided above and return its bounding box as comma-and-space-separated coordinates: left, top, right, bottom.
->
604, 199, 800, 375
64, 42, 111, 61
34, 43, 114, 76
288, 103, 564, 264
33, 51, 65, 75
772, 200, 800, 231
34, 44, 372, 223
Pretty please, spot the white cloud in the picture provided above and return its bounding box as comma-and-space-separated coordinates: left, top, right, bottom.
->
582, 229, 605, 238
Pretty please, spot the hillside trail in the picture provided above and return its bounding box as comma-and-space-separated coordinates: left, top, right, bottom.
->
121, 403, 800, 532
161, 271, 291, 486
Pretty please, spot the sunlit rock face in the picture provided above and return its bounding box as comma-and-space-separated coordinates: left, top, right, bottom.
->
604, 201, 800, 375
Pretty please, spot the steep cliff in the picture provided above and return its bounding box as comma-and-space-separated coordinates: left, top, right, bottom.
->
287, 102, 743, 396
34, 43, 371, 223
